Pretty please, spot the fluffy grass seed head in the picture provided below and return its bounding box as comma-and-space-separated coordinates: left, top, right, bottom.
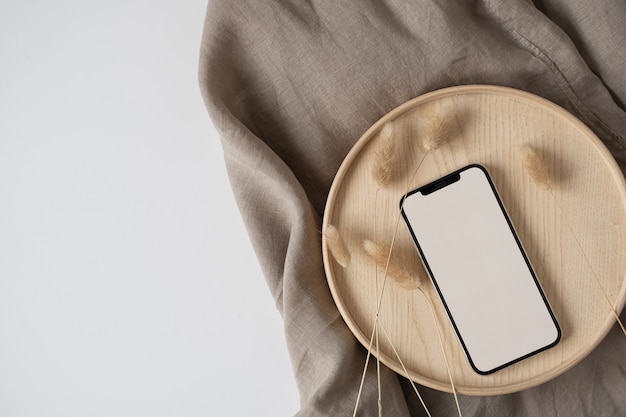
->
421, 107, 454, 152
371, 122, 398, 187
324, 224, 351, 267
520, 145, 550, 189
362, 239, 422, 290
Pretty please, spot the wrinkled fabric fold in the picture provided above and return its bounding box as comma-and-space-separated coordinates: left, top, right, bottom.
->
199, 1, 626, 415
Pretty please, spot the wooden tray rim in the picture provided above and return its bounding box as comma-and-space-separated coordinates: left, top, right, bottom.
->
321, 84, 626, 395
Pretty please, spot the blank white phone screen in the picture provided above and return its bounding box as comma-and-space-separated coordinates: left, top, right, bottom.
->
401, 165, 560, 374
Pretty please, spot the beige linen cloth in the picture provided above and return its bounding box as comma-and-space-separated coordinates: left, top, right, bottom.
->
199, 1, 626, 415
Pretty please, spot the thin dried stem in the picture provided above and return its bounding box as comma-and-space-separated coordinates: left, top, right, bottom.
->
376, 325, 382, 417
418, 287, 463, 417
373, 189, 383, 417
352, 336, 375, 417
377, 322, 433, 417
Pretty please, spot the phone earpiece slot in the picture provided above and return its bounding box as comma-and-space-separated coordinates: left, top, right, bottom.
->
421, 172, 461, 195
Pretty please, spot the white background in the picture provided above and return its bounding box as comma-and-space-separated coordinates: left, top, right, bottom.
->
0, 1, 299, 416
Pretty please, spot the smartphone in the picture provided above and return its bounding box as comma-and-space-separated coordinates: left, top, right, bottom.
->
400, 164, 560, 375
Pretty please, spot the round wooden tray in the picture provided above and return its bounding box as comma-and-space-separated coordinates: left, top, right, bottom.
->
321, 85, 626, 395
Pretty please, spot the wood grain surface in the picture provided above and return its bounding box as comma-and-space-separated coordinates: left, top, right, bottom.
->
321, 85, 626, 395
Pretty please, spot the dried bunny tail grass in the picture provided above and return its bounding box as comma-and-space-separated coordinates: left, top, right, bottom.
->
520, 145, 550, 188
324, 224, 351, 267
362, 240, 462, 416
363, 239, 421, 290
421, 107, 454, 152
519, 145, 626, 336
371, 122, 397, 187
